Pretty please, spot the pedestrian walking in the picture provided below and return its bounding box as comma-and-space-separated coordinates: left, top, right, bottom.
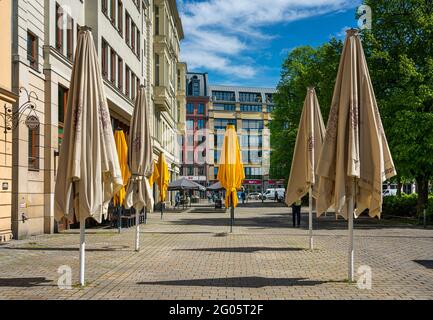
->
292, 199, 302, 227
175, 192, 181, 208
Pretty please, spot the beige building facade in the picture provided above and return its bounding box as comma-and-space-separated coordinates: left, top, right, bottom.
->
8, 0, 185, 240
0, 0, 18, 243
208, 85, 277, 192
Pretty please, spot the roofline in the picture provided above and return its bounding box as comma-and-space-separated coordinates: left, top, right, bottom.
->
169, 0, 184, 40
209, 85, 277, 93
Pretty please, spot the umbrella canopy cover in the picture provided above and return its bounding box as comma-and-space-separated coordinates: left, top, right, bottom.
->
217, 125, 245, 208
207, 181, 224, 191
156, 153, 170, 202
285, 87, 326, 206
316, 29, 396, 219
54, 29, 123, 223
148, 160, 160, 187
168, 177, 206, 191
125, 87, 154, 211
113, 130, 131, 207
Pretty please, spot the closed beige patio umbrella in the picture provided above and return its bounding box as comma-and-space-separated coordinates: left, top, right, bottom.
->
125, 86, 154, 252
285, 87, 325, 250
54, 27, 123, 286
316, 29, 396, 281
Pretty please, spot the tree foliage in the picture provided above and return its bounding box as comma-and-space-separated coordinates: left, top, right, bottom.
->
269, 39, 343, 181
361, 0, 433, 212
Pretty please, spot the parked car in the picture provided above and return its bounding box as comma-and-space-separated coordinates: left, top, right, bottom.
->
383, 188, 398, 196
262, 188, 285, 200
247, 192, 261, 200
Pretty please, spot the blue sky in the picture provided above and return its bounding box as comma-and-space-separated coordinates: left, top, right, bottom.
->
179, 0, 363, 88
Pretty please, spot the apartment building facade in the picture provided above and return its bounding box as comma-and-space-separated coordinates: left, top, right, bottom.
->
181, 72, 210, 190
208, 85, 279, 193
0, 0, 18, 243
9, 0, 185, 240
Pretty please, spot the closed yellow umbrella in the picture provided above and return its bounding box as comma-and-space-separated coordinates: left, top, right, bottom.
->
113, 130, 131, 207
217, 124, 245, 232
148, 160, 160, 188
156, 152, 170, 219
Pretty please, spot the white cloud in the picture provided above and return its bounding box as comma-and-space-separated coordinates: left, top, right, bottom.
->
330, 25, 354, 39
180, 0, 359, 81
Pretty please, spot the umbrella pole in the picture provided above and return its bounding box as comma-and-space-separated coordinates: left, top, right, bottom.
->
144, 208, 147, 224
79, 215, 86, 287
117, 206, 122, 234
135, 208, 140, 252
309, 185, 314, 250
230, 193, 234, 233
161, 202, 163, 220
348, 186, 355, 282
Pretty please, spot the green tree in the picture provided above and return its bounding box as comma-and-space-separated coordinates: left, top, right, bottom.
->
361, 0, 433, 213
269, 39, 343, 182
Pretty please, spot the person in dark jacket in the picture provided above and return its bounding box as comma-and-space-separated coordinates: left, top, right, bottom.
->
291, 199, 302, 227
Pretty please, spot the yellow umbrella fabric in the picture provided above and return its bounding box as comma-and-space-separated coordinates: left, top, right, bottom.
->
113, 130, 131, 206
217, 125, 245, 208
148, 160, 160, 187
156, 153, 170, 202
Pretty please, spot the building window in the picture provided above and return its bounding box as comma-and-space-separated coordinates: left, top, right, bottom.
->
101, 39, 108, 79
110, 48, 117, 84
242, 120, 264, 131
27, 31, 38, 70
186, 119, 194, 130
117, 1, 123, 35
125, 11, 130, 45
244, 167, 262, 179
136, 77, 140, 98
239, 92, 262, 103
118, 57, 123, 91
58, 85, 69, 146
197, 119, 205, 129
131, 73, 136, 100
187, 103, 194, 114
214, 134, 224, 148
240, 104, 262, 112
110, 0, 116, 24
192, 79, 200, 96
197, 103, 205, 114
213, 103, 235, 111
212, 91, 235, 102
125, 65, 130, 97
265, 93, 273, 104
136, 29, 140, 56
214, 167, 219, 178
102, 0, 108, 15
55, 3, 63, 52
198, 166, 205, 176
154, 53, 160, 86
214, 150, 221, 163
267, 105, 275, 113
66, 16, 74, 60
154, 6, 159, 35
214, 119, 236, 130
131, 22, 136, 51
28, 127, 40, 171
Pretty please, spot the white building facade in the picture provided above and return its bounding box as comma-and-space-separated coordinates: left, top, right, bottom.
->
10, 0, 185, 239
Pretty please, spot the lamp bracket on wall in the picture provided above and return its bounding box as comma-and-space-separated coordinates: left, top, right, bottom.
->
2, 87, 40, 134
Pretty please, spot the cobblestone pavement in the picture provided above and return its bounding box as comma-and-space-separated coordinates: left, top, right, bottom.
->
0, 202, 432, 300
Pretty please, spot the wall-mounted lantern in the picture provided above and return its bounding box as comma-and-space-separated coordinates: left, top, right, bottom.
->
0, 87, 40, 164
